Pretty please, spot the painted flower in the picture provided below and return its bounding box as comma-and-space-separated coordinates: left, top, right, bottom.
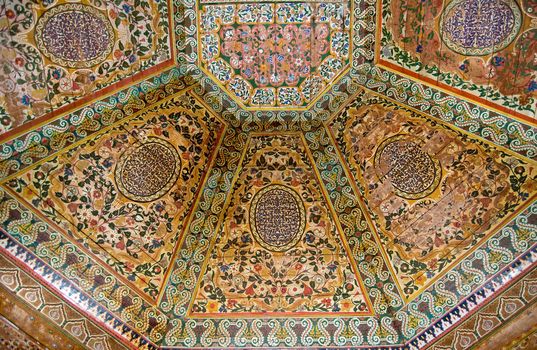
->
321, 298, 331, 307
254, 264, 262, 272
219, 264, 230, 272
21, 95, 30, 106
416, 44, 423, 53
0, 115, 11, 126
341, 300, 352, 310
327, 262, 337, 272
103, 158, 113, 168
59, 78, 72, 92
491, 56, 505, 67
5, 9, 15, 19
227, 299, 237, 308
155, 202, 165, 212
52, 69, 61, 80
528, 80, 537, 92
427, 258, 438, 269
415, 273, 427, 286
14, 57, 25, 66
122, 4, 132, 13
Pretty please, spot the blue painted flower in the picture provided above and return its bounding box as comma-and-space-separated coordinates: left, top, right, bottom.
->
122, 4, 132, 13
127, 274, 136, 281
64, 166, 74, 177
21, 95, 30, 106
52, 69, 61, 80
332, 304, 340, 312
103, 158, 113, 168
241, 234, 251, 244
528, 80, 537, 92
492, 56, 505, 67
416, 44, 423, 53
219, 264, 230, 272
129, 55, 136, 63
305, 233, 314, 243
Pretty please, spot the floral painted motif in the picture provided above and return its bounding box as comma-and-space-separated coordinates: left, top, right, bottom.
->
380, 0, 537, 117
0, 0, 172, 134
198, 1, 351, 108
190, 134, 369, 315
220, 24, 329, 87
330, 100, 537, 300
6, 93, 223, 300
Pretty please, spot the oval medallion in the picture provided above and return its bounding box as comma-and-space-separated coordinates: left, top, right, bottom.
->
35, 4, 115, 68
250, 185, 306, 252
374, 135, 441, 200
440, 0, 522, 56
115, 138, 181, 202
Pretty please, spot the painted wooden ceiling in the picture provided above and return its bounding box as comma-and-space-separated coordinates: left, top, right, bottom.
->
0, 0, 536, 349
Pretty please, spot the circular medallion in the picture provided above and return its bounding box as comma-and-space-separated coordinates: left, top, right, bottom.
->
35, 4, 115, 68
440, 0, 522, 56
115, 138, 181, 202
374, 135, 442, 200
250, 185, 306, 252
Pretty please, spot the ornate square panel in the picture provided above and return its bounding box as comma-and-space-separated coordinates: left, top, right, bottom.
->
329, 94, 537, 301
198, 0, 351, 109
3, 93, 225, 302
0, 0, 173, 135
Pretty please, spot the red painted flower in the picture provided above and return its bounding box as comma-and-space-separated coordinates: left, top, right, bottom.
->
14, 57, 24, 66
6, 9, 15, 19
303, 284, 313, 296
116, 240, 125, 250
244, 284, 255, 296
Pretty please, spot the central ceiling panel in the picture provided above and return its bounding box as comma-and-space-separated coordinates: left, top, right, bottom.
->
198, 0, 351, 109
190, 133, 371, 317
